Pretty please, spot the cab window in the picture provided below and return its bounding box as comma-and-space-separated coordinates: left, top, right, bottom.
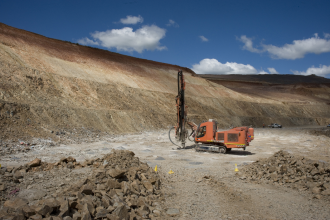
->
197, 126, 207, 138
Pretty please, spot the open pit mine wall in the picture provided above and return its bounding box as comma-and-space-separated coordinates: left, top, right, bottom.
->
0, 23, 329, 140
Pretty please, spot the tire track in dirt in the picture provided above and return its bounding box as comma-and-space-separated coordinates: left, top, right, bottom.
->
159, 164, 267, 220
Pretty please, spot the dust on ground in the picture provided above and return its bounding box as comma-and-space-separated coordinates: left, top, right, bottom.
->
1, 126, 330, 219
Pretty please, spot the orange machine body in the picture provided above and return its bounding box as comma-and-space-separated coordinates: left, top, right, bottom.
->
195, 121, 254, 149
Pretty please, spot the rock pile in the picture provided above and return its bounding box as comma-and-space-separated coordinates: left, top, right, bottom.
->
0, 150, 166, 219
0, 140, 56, 157
240, 150, 330, 198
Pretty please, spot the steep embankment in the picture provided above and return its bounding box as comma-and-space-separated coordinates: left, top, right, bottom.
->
0, 23, 329, 141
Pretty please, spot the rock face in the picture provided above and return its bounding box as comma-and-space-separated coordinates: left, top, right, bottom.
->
0, 22, 329, 142
0, 150, 166, 219
241, 150, 330, 197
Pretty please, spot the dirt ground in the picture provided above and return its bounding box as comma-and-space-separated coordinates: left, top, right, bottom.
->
1, 126, 330, 219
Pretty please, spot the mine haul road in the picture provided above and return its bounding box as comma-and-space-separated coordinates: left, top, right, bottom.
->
1, 126, 330, 220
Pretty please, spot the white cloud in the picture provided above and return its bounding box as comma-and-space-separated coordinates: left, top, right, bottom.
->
77, 38, 99, 46
267, 67, 279, 74
324, 33, 330, 39
291, 65, 330, 77
238, 35, 262, 53
166, 19, 179, 27
199, 36, 209, 42
192, 58, 266, 75
238, 33, 330, 59
258, 70, 269, 75
78, 25, 166, 53
120, 15, 143, 24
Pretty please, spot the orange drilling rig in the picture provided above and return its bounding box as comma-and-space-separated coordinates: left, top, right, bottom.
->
169, 70, 254, 153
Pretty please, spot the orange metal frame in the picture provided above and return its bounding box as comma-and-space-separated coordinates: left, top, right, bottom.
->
194, 121, 254, 149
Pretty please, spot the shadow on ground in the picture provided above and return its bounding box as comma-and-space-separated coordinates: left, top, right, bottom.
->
176, 145, 255, 156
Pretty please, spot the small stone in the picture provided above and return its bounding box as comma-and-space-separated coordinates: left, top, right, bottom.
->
166, 208, 180, 216
28, 158, 41, 167
102, 196, 111, 207
6, 166, 14, 172
80, 184, 94, 195
321, 189, 330, 196
107, 169, 125, 179
67, 156, 76, 163
18, 189, 47, 201
35, 204, 53, 216
58, 200, 70, 218
142, 180, 153, 192
72, 212, 82, 220
106, 179, 121, 189
81, 212, 92, 220
136, 209, 149, 219
113, 205, 129, 220
67, 162, 74, 169
4, 198, 28, 210
86, 159, 94, 166
14, 171, 23, 179
107, 206, 115, 212
41, 198, 61, 210
310, 168, 319, 176
312, 186, 321, 194
0, 183, 6, 191
131, 180, 140, 193
95, 208, 109, 219
106, 213, 119, 220
68, 197, 78, 209
153, 210, 161, 217
22, 205, 36, 218
29, 214, 43, 220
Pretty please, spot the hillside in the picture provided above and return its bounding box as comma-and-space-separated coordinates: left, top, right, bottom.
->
199, 74, 330, 84
199, 75, 330, 106
0, 22, 330, 141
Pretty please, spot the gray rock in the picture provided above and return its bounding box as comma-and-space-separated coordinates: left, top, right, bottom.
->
80, 184, 94, 195
29, 214, 43, 220
35, 204, 53, 217
28, 158, 41, 167
95, 209, 109, 219
166, 208, 180, 216
107, 168, 126, 179
113, 205, 129, 220
17, 189, 47, 201
0, 183, 6, 191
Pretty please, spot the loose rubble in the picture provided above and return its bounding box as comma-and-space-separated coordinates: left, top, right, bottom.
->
0, 128, 111, 157
0, 150, 167, 219
240, 150, 330, 198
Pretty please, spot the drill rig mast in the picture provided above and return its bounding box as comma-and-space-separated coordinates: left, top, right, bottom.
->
177, 70, 186, 148
169, 70, 197, 149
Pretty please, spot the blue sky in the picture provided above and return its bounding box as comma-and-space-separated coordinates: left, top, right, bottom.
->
1, 0, 330, 77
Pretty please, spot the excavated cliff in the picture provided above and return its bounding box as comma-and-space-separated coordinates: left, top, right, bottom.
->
0, 23, 329, 141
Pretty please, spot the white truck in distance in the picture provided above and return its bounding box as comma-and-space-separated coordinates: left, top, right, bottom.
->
268, 123, 282, 128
